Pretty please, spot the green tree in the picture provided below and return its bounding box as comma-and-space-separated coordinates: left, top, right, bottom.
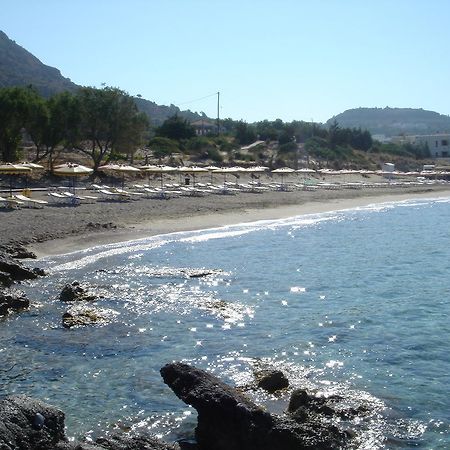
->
155, 115, 196, 140
235, 120, 257, 145
0, 86, 41, 161
76, 86, 148, 170
39, 92, 82, 169
149, 136, 179, 158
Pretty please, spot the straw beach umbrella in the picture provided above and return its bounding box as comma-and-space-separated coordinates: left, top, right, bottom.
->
142, 165, 177, 188
271, 167, 295, 189
53, 163, 93, 193
177, 166, 208, 187
98, 163, 140, 189
212, 167, 243, 186
0, 163, 32, 195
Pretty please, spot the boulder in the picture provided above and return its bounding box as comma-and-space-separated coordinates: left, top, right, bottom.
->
0, 395, 180, 450
255, 369, 289, 393
0, 251, 39, 282
0, 244, 37, 259
94, 433, 180, 449
60, 281, 97, 302
0, 395, 66, 449
0, 287, 30, 315
0, 270, 13, 287
161, 362, 348, 450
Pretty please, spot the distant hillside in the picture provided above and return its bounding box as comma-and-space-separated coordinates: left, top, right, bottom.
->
0, 30, 202, 125
327, 107, 450, 137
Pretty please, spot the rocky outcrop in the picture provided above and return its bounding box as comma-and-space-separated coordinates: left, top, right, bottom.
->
0, 395, 66, 450
160, 362, 348, 450
255, 369, 289, 394
0, 251, 39, 283
60, 281, 97, 302
0, 287, 30, 315
0, 244, 37, 259
0, 395, 179, 450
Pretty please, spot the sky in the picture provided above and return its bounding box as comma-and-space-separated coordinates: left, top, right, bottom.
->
2, 0, 450, 123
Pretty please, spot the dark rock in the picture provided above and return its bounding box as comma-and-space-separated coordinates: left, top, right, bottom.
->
255, 369, 289, 393
0, 244, 37, 259
95, 433, 180, 449
60, 281, 97, 302
0, 394, 66, 449
0, 287, 30, 315
0, 394, 178, 450
33, 267, 47, 277
0, 251, 38, 281
161, 362, 348, 450
0, 270, 13, 287
288, 389, 357, 420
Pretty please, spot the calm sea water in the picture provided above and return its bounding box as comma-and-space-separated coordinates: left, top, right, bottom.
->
1, 197, 449, 448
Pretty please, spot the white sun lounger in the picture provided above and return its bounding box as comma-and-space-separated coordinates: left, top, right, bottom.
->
0, 196, 24, 209
14, 194, 48, 208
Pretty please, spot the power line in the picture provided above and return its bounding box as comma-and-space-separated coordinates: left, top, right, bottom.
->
176, 92, 218, 106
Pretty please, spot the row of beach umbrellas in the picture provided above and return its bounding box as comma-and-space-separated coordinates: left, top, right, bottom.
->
2, 162, 450, 195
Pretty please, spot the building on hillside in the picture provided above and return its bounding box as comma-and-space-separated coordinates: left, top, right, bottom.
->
389, 133, 450, 158
191, 119, 227, 135
409, 134, 450, 158
191, 120, 217, 136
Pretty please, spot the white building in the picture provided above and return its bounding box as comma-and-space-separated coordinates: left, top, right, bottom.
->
411, 134, 450, 158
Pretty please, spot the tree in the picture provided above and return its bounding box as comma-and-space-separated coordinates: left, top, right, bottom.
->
155, 115, 196, 140
0, 86, 41, 162
76, 86, 148, 170
235, 120, 257, 145
38, 92, 82, 169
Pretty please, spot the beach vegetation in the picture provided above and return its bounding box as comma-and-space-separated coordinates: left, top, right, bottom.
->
235, 120, 257, 145
75, 86, 149, 170
149, 136, 179, 158
155, 115, 196, 141
0, 86, 43, 162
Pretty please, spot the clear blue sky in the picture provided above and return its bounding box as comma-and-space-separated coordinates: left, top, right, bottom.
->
2, 0, 450, 123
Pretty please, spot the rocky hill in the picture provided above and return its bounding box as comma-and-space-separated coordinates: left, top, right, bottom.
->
0, 30, 201, 125
327, 107, 450, 137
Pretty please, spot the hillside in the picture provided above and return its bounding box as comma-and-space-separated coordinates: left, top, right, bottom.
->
327, 107, 450, 137
0, 30, 201, 125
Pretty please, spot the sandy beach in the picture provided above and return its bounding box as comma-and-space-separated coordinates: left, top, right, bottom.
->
2, 175, 449, 258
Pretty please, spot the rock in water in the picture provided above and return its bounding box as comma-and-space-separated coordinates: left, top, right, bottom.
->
60, 281, 97, 302
0, 287, 30, 315
0, 251, 39, 282
0, 395, 181, 450
0, 395, 66, 449
255, 369, 289, 393
160, 362, 349, 450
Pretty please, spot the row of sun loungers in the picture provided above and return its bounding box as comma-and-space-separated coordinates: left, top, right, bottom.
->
2, 178, 449, 210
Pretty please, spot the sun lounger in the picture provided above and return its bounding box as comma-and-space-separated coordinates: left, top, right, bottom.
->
14, 194, 48, 208
98, 189, 131, 201
0, 196, 23, 209
48, 192, 80, 205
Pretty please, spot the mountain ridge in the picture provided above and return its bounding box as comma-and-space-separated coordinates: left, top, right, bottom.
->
326, 107, 450, 137
0, 30, 202, 125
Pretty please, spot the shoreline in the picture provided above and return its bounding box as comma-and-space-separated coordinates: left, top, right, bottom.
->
29, 188, 450, 258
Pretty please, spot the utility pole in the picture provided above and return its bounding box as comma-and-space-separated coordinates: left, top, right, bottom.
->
217, 91, 220, 135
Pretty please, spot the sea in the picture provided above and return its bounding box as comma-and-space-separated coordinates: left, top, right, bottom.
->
1, 196, 449, 449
